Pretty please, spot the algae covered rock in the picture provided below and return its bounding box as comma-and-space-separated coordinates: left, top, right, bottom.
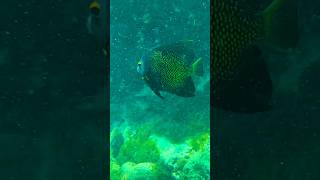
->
181, 140, 210, 179
151, 133, 210, 179
117, 127, 160, 164
110, 160, 121, 180
187, 131, 210, 152
120, 162, 158, 180
150, 135, 193, 179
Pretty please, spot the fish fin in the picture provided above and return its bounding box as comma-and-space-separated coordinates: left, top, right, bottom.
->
174, 77, 196, 97
192, 57, 204, 76
263, 0, 299, 48
176, 39, 194, 47
214, 45, 273, 113
153, 90, 164, 99
103, 42, 108, 56
86, 16, 93, 34
144, 73, 164, 99
103, 48, 107, 56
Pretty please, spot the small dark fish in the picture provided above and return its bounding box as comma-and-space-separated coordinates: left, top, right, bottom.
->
87, 0, 108, 56
212, 0, 298, 113
137, 42, 204, 98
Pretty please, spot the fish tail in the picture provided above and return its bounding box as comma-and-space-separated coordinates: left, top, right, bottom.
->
263, 0, 286, 28
263, 0, 299, 48
192, 58, 204, 76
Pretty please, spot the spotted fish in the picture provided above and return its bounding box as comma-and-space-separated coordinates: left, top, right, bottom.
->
87, 0, 109, 56
137, 42, 203, 98
212, 0, 298, 112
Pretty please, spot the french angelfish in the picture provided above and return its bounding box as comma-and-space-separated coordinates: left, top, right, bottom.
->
137, 42, 204, 98
212, 0, 298, 113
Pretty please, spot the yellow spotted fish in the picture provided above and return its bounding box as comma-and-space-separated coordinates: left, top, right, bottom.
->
87, 0, 108, 56
212, 0, 298, 112
137, 42, 203, 98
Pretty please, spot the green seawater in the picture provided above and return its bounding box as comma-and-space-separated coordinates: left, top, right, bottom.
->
110, 0, 210, 179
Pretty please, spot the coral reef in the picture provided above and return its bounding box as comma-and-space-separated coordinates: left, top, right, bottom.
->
181, 141, 210, 179
151, 132, 210, 179
110, 105, 211, 178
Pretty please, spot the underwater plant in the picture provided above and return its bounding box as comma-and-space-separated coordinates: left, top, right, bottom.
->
187, 131, 210, 152
116, 127, 160, 164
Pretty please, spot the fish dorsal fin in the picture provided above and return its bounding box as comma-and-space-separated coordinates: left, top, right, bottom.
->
153, 41, 195, 64
263, 0, 299, 48
152, 88, 164, 99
